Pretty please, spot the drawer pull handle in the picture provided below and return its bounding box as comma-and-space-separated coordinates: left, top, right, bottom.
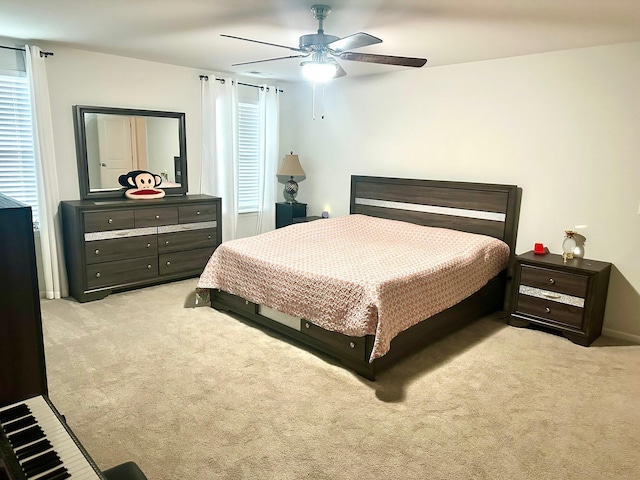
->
548, 278, 555, 284
349, 342, 356, 349
245, 300, 249, 305
147, 243, 151, 248
155, 215, 160, 219
196, 211, 201, 215
207, 235, 212, 240
305, 322, 310, 329
165, 241, 170, 245
543, 293, 561, 299
108, 218, 113, 224
147, 264, 152, 269
545, 307, 551, 313
95, 272, 101, 278
94, 249, 100, 255
166, 261, 171, 266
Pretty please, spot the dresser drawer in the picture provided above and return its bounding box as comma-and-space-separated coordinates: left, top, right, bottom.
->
85, 235, 157, 265
158, 246, 215, 275
135, 207, 178, 227
520, 265, 588, 297
301, 320, 366, 361
516, 294, 584, 329
179, 203, 217, 224
86, 256, 158, 289
157, 228, 217, 254
84, 210, 134, 233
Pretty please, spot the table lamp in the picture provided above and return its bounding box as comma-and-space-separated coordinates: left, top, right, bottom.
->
277, 152, 306, 203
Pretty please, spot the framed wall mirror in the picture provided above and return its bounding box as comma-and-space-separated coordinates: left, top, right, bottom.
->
73, 105, 188, 200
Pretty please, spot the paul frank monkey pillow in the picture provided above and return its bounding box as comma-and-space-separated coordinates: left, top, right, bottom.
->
118, 170, 166, 200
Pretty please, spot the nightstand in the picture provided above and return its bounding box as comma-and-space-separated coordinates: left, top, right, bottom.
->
510, 251, 611, 346
276, 202, 307, 228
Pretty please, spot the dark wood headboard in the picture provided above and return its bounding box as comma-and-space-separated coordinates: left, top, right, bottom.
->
350, 176, 522, 255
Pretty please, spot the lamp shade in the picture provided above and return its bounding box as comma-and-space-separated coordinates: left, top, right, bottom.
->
301, 61, 338, 82
277, 154, 306, 177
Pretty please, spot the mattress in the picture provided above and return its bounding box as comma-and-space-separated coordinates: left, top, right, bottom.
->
197, 214, 510, 361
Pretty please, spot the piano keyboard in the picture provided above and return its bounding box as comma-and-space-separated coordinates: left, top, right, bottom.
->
0, 396, 105, 480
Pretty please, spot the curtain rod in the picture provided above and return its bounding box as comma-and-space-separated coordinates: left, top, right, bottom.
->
0, 45, 54, 57
199, 75, 283, 93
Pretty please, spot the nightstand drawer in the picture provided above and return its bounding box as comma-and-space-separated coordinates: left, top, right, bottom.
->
516, 294, 584, 329
520, 265, 588, 297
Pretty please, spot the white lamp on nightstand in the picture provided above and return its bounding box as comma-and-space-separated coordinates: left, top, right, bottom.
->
277, 152, 306, 203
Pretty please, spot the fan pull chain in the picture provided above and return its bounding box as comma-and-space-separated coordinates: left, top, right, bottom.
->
312, 81, 316, 120
311, 81, 326, 120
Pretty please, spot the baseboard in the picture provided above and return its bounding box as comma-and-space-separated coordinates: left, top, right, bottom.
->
602, 327, 640, 345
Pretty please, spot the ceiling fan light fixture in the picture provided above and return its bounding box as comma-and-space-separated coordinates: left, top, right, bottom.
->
301, 61, 338, 82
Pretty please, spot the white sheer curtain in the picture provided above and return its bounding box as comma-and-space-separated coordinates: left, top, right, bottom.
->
200, 75, 238, 242
25, 45, 68, 299
256, 85, 280, 234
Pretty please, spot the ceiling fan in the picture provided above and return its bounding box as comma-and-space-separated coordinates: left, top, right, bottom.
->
221, 4, 427, 81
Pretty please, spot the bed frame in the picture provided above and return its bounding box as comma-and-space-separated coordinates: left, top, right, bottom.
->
208, 176, 521, 380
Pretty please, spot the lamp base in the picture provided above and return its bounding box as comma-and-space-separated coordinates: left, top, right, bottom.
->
284, 177, 299, 203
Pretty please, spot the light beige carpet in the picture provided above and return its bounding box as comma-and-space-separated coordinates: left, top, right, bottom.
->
40, 279, 640, 480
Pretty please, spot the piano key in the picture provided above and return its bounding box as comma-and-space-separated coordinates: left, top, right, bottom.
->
36, 467, 71, 480
8, 425, 45, 449
0, 403, 31, 424
22, 451, 62, 477
15, 438, 53, 461
3, 416, 37, 434
0, 397, 105, 479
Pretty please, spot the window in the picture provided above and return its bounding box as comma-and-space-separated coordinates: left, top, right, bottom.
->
237, 101, 259, 213
0, 72, 38, 228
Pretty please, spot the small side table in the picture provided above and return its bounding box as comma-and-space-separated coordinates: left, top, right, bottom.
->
276, 202, 307, 228
509, 251, 611, 346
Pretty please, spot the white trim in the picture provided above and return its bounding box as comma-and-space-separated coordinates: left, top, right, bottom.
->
354, 197, 506, 222
601, 328, 640, 344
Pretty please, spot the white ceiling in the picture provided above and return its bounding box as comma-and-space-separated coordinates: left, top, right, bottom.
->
2, 0, 640, 83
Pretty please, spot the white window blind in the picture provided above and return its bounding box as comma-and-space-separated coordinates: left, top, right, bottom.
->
0, 73, 38, 227
237, 101, 260, 213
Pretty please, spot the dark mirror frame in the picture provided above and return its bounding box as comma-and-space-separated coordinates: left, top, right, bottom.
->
73, 105, 188, 200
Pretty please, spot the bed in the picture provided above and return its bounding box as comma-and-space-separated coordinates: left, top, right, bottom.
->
197, 176, 522, 380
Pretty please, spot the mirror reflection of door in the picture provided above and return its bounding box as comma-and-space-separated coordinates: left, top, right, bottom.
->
96, 115, 149, 189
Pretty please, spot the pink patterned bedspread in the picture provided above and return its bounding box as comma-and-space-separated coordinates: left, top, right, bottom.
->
197, 214, 509, 362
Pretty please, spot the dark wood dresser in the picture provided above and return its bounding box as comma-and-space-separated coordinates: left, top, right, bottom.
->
510, 251, 611, 345
0, 193, 48, 406
61, 194, 221, 302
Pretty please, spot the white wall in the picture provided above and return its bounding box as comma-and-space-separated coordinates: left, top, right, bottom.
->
282, 42, 640, 341
14, 39, 639, 341
43, 46, 205, 200
42, 45, 271, 237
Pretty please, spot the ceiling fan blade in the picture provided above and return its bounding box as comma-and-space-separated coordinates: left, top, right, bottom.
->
232, 54, 309, 67
339, 52, 427, 67
327, 32, 382, 52
221, 34, 305, 53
